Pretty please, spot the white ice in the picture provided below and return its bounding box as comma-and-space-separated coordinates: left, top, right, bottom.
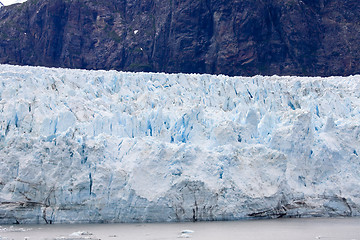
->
0, 0, 27, 6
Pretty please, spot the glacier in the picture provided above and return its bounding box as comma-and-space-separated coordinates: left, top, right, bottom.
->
0, 64, 359, 224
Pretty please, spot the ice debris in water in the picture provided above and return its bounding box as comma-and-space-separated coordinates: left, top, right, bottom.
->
69, 232, 93, 236
0, 226, 32, 232
178, 229, 194, 238
0, 64, 359, 224
56, 231, 99, 240
178, 233, 191, 238
55, 238, 99, 240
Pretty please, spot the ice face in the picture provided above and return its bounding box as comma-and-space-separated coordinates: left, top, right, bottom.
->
0, 64, 359, 223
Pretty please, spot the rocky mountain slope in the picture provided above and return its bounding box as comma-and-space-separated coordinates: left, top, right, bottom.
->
0, 65, 359, 223
0, 0, 359, 76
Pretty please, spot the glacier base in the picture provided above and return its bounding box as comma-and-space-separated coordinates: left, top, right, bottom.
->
0, 65, 359, 224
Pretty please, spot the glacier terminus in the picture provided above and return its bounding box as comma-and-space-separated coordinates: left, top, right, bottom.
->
0, 64, 359, 224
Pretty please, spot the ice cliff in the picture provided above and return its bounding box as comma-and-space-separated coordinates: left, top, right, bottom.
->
0, 64, 359, 224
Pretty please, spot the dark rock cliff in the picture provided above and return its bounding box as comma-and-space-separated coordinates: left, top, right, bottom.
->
0, 0, 359, 76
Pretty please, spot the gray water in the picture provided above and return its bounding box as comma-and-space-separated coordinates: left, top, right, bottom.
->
0, 218, 359, 240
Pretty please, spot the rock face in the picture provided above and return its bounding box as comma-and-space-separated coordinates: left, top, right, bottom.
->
0, 0, 360, 76
0, 64, 359, 224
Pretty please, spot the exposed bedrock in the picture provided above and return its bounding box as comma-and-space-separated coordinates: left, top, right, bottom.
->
0, 0, 360, 76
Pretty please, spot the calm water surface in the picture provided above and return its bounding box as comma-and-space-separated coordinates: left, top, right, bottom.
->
0, 218, 359, 240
